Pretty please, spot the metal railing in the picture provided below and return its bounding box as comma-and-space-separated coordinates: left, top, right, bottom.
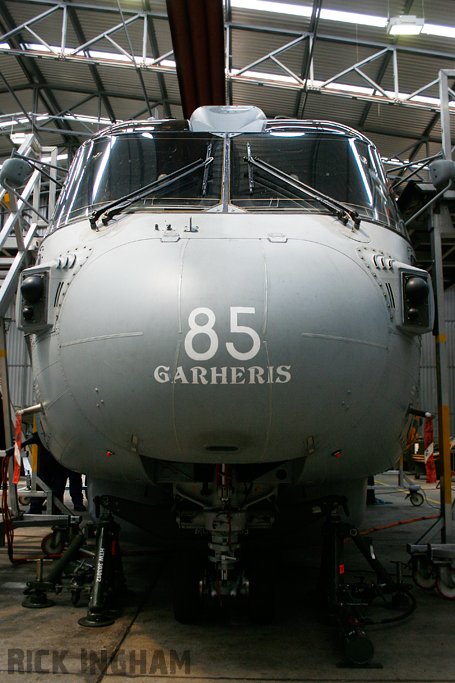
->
0, 137, 61, 318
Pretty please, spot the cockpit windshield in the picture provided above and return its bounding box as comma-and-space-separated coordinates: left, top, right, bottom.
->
230, 129, 402, 230
52, 131, 223, 229
50, 123, 404, 235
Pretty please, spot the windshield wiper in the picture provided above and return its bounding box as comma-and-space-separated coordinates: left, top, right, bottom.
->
201, 143, 212, 196
90, 156, 213, 230
244, 147, 360, 227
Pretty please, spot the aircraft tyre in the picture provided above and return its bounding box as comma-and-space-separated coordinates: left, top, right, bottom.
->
246, 554, 276, 625
173, 551, 204, 623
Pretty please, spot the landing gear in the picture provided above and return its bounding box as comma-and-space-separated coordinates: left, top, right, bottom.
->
174, 464, 275, 624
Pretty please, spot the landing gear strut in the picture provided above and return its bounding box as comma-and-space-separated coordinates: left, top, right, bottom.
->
174, 464, 275, 623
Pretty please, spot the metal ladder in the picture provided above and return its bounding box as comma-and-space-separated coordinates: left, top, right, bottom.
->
0, 136, 75, 532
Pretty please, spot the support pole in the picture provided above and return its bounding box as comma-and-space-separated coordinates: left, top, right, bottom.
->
428, 68, 455, 542
429, 206, 453, 540
439, 70, 453, 162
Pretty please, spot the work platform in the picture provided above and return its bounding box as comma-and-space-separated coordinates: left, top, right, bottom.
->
0, 471, 453, 682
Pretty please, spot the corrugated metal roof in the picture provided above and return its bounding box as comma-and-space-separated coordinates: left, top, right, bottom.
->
0, 0, 455, 155
0, 0, 454, 167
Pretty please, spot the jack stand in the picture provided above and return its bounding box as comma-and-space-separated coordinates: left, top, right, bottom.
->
319, 507, 375, 667
348, 529, 397, 594
319, 503, 414, 667
79, 503, 124, 627
23, 530, 87, 608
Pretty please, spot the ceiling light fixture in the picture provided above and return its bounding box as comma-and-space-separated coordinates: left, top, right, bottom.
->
387, 15, 424, 35
230, 1, 387, 27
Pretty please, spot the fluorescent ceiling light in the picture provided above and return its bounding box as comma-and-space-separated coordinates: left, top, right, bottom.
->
0, 3, 453, 49
422, 23, 455, 39
230, 1, 386, 27
320, 9, 385, 27
387, 15, 424, 35
231, 68, 455, 110
62, 114, 112, 126
229, 1, 455, 39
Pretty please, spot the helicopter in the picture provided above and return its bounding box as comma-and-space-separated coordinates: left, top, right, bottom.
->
13, 101, 434, 623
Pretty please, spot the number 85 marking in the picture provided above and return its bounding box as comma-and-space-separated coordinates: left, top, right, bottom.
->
184, 307, 261, 362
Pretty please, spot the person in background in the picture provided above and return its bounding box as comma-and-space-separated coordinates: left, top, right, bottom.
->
68, 471, 85, 512
28, 444, 86, 514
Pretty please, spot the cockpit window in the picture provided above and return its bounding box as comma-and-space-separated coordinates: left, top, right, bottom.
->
51, 131, 223, 229
50, 124, 405, 236
230, 131, 404, 232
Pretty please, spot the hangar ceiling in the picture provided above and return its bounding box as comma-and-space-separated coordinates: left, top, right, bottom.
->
1, 0, 454, 160
1, 0, 455, 281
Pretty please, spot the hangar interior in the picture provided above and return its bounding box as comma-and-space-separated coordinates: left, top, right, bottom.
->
0, 0, 454, 677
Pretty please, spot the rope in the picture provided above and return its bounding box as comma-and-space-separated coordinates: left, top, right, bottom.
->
1, 453, 27, 564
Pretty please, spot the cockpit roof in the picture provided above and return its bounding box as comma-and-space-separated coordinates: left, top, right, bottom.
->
90, 113, 373, 148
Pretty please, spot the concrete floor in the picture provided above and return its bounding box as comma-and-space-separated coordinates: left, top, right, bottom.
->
0, 472, 454, 683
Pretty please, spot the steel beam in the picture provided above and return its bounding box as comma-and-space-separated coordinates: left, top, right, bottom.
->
430, 208, 453, 541
66, 6, 117, 123
440, 70, 455, 162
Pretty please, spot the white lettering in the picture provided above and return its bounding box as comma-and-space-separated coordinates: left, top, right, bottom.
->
154, 366, 170, 383
191, 366, 208, 385
173, 366, 189, 384
96, 548, 105, 582
248, 366, 266, 384
231, 367, 245, 384
226, 307, 261, 361
153, 365, 291, 384
276, 365, 292, 383
210, 367, 228, 384
184, 308, 218, 361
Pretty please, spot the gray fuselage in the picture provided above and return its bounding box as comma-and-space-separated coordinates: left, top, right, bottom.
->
18, 109, 433, 520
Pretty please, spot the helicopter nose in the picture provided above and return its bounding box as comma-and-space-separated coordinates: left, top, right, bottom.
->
55, 234, 398, 467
